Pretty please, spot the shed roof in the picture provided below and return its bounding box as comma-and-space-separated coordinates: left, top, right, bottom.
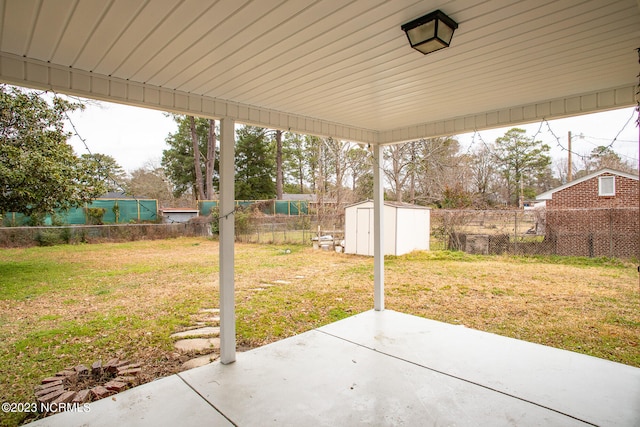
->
160, 208, 200, 213
536, 168, 639, 201
346, 200, 431, 209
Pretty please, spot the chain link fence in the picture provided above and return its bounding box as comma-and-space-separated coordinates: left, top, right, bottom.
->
0, 223, 211, 247
431, 208, 639, 259
5, 208, 635, 260
233, 208, 638, 260
235, 213, 344, 245
545, 208, 638, 259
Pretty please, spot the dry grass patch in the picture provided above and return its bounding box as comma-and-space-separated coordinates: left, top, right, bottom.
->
0, 238, 637, 426
384, 252, 639, 364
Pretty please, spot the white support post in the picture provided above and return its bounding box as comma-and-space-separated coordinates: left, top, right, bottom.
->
219, 117, 236, 364
373, 144, 384, 311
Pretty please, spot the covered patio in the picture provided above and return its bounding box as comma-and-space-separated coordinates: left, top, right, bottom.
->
1, 0, 639, 425
27, 309, 640, 426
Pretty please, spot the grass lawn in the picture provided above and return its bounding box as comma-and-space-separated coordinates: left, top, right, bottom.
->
0, 237, 638, 426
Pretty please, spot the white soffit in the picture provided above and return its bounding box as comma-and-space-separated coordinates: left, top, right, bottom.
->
0, 0, 638, 145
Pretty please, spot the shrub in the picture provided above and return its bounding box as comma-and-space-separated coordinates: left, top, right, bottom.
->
27, 212, 47, 226
35, 230, 63, 246
85, 207, 106, 225
234, 207, 251, 236
112, 202, 120, 223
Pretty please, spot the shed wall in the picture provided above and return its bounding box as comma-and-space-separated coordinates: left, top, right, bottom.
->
344, 202, 430, 256
395, 208, 430, 255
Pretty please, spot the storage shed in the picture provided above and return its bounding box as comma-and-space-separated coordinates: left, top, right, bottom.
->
344, 201, 430, 256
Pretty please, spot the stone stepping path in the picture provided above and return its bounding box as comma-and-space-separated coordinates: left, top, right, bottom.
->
181, 354, 220, 370
170, 326, 220, 338
172, 308, 221, 370
193, 314, 220, 323
174, 337, 220, 352
251, 278, 298, 292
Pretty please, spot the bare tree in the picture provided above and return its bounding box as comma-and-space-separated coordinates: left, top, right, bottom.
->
384, 143, 413, 202
126, 159, 190, 208
469, 144, 498, 204
554, 157, 571, 185
324, 137, 350, 209
414, 137, 461, 205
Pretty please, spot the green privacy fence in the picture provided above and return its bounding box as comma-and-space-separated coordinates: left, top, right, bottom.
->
2, 199, 158, 226
198, 200, 309, 216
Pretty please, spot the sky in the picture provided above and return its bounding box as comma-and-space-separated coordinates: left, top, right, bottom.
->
64, 99, 639, 174
65, 100, 178, 172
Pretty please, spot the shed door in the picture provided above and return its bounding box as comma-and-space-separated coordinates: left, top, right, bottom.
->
356, 208, 372, 256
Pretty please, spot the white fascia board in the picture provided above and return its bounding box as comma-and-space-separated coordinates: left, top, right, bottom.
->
2, 53, 636, 147
377, 86, 637, 145
0, 52, 378, 144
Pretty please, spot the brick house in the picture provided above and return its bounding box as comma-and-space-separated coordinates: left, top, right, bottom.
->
536, 169, 639, 258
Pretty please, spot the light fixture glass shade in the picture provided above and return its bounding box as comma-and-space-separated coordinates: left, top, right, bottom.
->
437, 21, 455, 45
401, 10, 458, 55
406, 20, 435, 46
412, 38, 447, 55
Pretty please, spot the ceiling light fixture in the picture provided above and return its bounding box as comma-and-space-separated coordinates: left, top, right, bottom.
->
401, 10, 458, 55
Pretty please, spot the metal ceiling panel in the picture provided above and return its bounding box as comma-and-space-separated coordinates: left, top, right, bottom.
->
0, 0, 638, 144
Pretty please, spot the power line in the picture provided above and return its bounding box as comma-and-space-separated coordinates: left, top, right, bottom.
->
460, 110, 638, 177
580, 135, 637, 143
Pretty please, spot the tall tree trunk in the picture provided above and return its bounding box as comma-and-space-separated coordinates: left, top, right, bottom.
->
275, 130, 283, 199
189, 116, 205, 200
335, 157, 342, 209
316, 143, 325, 223
393, 150, 403, 203
205, 119, 216, 200
299, 163, 304, 193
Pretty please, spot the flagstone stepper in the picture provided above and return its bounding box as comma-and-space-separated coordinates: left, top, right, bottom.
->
174, 338, 220, 352
170, 326, 220, 338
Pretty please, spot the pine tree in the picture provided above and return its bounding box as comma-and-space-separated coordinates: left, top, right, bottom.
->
234, 126, 275, 200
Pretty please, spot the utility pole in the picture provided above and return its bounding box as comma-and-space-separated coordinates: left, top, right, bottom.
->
567, 131, 572, 182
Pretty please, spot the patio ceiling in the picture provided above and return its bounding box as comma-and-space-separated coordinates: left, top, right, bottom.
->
0, 0, 639, 144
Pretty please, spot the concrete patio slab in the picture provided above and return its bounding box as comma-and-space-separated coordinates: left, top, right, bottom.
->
318, 309, 640, 426
26, 310, 640, 426
180, 329, 587, 426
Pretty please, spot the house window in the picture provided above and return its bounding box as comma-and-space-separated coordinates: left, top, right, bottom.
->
598, 176, 615, 196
